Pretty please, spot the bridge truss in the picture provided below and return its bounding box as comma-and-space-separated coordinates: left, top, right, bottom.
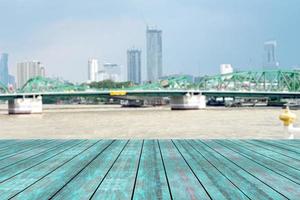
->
196, 70, 300, 92
20, 76, 87, 93
0, 82, 8, 93
2, 69, 300, 96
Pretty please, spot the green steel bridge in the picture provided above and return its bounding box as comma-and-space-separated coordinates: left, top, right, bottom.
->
2, 69, 300, 99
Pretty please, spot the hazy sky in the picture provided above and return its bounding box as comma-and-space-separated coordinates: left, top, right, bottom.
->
0, 0, 299, 82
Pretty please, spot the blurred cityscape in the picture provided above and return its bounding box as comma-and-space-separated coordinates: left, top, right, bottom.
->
0, 25, 292, 91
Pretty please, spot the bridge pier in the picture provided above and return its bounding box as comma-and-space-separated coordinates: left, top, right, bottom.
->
8, 96, 43, 114
170, 94, 206, 110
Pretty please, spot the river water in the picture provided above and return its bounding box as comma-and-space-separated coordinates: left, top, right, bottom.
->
0, 104, 298, 139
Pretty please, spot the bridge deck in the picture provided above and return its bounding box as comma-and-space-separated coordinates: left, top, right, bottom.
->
0, 139, 299, 199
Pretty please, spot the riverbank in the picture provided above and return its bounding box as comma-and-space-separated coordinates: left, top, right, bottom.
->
0, 104, 298, 139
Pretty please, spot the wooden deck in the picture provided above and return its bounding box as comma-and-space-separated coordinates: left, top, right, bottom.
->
0, 140, 299, 199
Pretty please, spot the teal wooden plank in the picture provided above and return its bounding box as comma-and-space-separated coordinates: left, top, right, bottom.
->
275, 140, 300, 148
0, 140, 96, 199
173, 140, 249, 200
190, 140, 286, 200
12, 140, 114, 199
0, 140, 70, 170
0, 140, 82, 183
0, 140, 37, 151
276, 140, 300, 146
203, 140, 300, 199
257, 140, 300, 155
0, 140, 48, 159
0, 140, 55, 162
0, 139, 14, 145
0, 140, 29, 149
91, 140, 143, 200
233, 140, 300, 170
51, 140, 128, 200
158, 140, 211, 200
247, 140, 300, 161
132, 140, 170, 200
217, 140, 300, 184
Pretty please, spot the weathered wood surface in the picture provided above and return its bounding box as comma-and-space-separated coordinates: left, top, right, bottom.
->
0, 140, 299, 200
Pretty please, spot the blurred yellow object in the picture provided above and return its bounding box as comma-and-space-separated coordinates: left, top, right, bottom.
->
279, 107, 296, 126
109, 91, 127, 96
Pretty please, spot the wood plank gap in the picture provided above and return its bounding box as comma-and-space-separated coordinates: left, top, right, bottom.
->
0, 140, 36, 151
9, 140, 102, 199
48, 140, 116, 199
0, 140, 56, 161
214, 140, 300, 185
196, 140, 290, 199
275, 140, 300, 148
228, 140, 300, 172
0, 140, 73, 171
0, 140, 86, 184
88, 140, 130, 200
245, 140, 300, 162
157, 140, 173, 200
185, 140, 251, 200
172, 140, 213, 200
130, 140, 144, 200
256, 140, 300, 155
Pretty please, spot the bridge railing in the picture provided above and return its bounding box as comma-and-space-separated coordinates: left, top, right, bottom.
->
195, 69, 300, 92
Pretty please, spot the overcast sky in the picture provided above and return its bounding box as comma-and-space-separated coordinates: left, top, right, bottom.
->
0, 0, 299, 82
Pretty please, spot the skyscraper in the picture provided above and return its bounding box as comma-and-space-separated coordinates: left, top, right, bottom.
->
264, 40, 279, 69
0, 53, 9, 85
88, 58, 98, 82
146, 27, 162, 82
127, 48, 141, 84
17, 61, 45, 88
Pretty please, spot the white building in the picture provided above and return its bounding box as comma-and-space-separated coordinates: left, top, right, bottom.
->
17, 61, 45, 88
220, 64, 233, 75
88, 58, 98, 82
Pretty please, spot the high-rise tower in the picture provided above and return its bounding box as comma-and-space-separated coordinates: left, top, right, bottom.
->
88, 58, 98, 82
0, 53, 9, 85
127, 49, 141, 84
146, 27, 162, 82
263, 40, 279, 69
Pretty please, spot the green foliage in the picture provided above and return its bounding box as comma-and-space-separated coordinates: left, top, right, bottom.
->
86, 80, 134, 89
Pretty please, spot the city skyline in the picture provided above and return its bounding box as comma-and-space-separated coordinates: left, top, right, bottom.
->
0, 1, 299, 82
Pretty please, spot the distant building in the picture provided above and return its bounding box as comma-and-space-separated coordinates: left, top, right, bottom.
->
8, 75, 15, 85
0, 53, 9, 85
127, 49, 142, 84
147, 27, 162, 82
220, 64, 233, 75
97, 68, 107, 82
264, 40, 279, 69
88, 58, 98, 82
17, 61, 45, 88
102, 63, 122, 82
